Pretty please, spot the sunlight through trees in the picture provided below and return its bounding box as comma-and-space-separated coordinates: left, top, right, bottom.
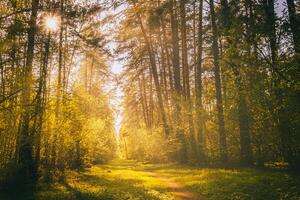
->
0, 0, 299, 194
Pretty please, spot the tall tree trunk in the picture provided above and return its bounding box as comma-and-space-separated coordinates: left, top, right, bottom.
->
18, 0, 39, 178
209, 0, 228, 163
180, 0, 189, 98
179, 0, 197, 161
57, 0, 65, 173
195, 0, 206, 163
134, 4, 170, 135
263, 0, 299, 169
170, 0, 187, 163
158, 30, 169, 105
220, 0, 253, 166
233, 68, 253, 166
171, 0, 182, 96
33, 34, 50, 177
161, 20, 173, 92
138, 68, 149, 128
286, 0, 300, 55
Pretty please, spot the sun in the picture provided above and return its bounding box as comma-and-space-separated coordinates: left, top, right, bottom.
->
44, 15, 60, 32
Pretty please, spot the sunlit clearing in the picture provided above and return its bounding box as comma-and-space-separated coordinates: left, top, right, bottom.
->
44, 15, 60, 32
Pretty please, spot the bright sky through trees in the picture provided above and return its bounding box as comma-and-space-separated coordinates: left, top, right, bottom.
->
110, 60, 124, 139
44, 15, 60, 32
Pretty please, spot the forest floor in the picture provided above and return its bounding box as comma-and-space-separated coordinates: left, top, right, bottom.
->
1, 159, 300, 200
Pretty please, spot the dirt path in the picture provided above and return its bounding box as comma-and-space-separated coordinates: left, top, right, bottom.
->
148, 172, 200, 200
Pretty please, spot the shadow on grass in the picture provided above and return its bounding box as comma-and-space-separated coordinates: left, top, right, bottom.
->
109, 160, 300, 200
85, 161, 300, 200
155, 167, 300, 200
65, 172, 162, 200
0, 171, 162, 200
0, 179, 36, 200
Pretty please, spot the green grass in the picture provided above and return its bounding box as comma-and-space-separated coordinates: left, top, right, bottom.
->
0, 160, 299, 200
152, 166, 300, 200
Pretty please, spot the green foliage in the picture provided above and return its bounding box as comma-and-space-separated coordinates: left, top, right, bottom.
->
46, 85, 117, 169
120, 126, 179, 163
0, 0, 117, 182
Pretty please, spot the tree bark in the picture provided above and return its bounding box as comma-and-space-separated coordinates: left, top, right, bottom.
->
180, 0, 189, 98
263, 0, 299, 169
286, 0, 300, 54
170, 0, 187, 163
18, 0, 39, 178
195, 0, 206, 163
135, 4, 170, 135
209, 0, 228, 163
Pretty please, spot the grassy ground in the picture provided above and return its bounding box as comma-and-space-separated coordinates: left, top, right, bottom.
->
1, 160, 299, 200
